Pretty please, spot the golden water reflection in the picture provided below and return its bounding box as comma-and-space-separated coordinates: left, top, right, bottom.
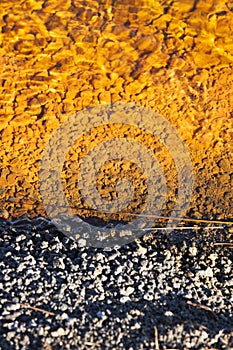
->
0, 0, 232, 222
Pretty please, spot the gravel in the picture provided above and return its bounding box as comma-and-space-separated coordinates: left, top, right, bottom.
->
0, 216, 232, 349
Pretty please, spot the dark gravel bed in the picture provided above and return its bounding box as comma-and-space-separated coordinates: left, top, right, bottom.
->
0, 217, 232, 350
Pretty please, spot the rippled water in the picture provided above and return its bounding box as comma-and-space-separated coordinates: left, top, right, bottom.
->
0, 0, 232, 237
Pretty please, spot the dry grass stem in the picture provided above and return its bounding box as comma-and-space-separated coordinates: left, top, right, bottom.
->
187, 300, 217, 319
154, 326, 160, 350
73, 207, 233, 226
213, 242, 233, 248
5, 299, 56, 316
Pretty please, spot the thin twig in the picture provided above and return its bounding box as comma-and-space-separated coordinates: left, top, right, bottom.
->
5, 299, 56, 316
213, 242, 233, 248
154, 326, 159, 350
133, 226, 226, 231
187, 300, 217, 319
73, 207, 233, 226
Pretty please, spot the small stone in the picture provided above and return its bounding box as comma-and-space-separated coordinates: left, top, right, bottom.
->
51, 328, 67, 337
197, 267, 214, 278
120, 286, 134, 296
164, 311, 174, 316
137, 245, 147, 255
189, 246, 197, 256
41, 241, 49, 249
78, 239, 86, 247
143, 293, 154, 301
131, 322, 141, 330
120, 296, 130, 303
209, 253, 218, 261
61, 313, 69, 320
115, 266, 124, 275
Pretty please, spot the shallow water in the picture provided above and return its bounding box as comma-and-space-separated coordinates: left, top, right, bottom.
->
0, 0, 232, 232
